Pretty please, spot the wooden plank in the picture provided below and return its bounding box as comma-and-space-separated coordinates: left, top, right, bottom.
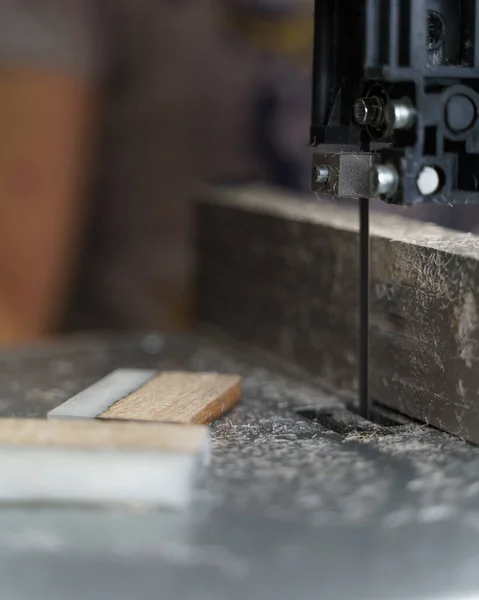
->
197, 184, 479, 444
0, 419, 209, 507
0, 418, 208, 453
100, 371, 242, 424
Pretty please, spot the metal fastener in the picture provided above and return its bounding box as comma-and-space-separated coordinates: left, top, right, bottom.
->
385, 98, 417, 130
370, 164, 399, 197
314, 164, 330, 184
353, 97, 384, 128
312, 152, 379, 198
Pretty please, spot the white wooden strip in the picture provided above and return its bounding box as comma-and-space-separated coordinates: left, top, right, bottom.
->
0, 448, 201, 508
47, 369, 157, 420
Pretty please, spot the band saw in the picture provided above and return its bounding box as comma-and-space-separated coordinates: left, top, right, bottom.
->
2, 1, 479, 599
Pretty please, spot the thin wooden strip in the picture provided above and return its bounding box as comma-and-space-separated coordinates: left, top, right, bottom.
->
100, 371, 242, 424
0, 449, 196, 507
0, 418, 208, 454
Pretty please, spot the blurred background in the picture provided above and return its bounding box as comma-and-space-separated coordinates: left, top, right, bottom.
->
0, 0, 477, 346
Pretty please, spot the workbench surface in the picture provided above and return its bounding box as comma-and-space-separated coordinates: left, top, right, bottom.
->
1, 332, 479, 600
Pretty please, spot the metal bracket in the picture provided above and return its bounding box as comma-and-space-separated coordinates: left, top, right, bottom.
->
312, 152, 379, 199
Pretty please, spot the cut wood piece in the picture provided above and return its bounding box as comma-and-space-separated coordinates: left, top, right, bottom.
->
197, 184, 479, 445
0, 419, 209, 508
0, 418, 208, 453
100, 371, 242, 424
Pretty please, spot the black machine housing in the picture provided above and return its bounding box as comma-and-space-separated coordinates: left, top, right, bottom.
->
311, 0, 479, 205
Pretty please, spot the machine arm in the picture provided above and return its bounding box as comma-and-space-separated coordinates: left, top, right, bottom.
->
311, 0, 479, 205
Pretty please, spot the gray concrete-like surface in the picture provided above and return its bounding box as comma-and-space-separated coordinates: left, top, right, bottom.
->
0, 332, 479, 599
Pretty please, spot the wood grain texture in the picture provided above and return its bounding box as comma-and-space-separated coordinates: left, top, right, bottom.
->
0, 418, 208, 453
197, 184, 479, 444
100, 371, 242, 424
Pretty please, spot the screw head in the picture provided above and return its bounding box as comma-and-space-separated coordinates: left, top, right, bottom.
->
353, 97, 383, 127
353, 99, 369, 125
370, 164, 399, 197
314, 164, 330, 184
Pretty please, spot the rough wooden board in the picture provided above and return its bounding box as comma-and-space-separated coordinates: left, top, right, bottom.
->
0, 418, 209, 453
197, 184, 479, 444
100, 371, 242, 424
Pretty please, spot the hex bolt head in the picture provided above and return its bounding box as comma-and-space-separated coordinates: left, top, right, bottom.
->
314, 164, 330, 184
417, 166, 441, 196
385, 98, 417, 130
370, 164, 399, 197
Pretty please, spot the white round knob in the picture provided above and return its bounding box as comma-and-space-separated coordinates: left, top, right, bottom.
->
417, 166, 441, 196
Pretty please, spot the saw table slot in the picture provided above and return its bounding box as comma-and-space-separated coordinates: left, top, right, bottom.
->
294, 404, 406, 438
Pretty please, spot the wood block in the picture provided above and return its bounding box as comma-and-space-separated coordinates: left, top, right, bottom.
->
0, 418, 208, 453
197, 183, 479, 445
0, 419, 209, 508
100, 371, 242, 424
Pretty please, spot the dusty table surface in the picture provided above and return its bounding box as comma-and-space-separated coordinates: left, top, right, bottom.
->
0, 332, 479, 600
